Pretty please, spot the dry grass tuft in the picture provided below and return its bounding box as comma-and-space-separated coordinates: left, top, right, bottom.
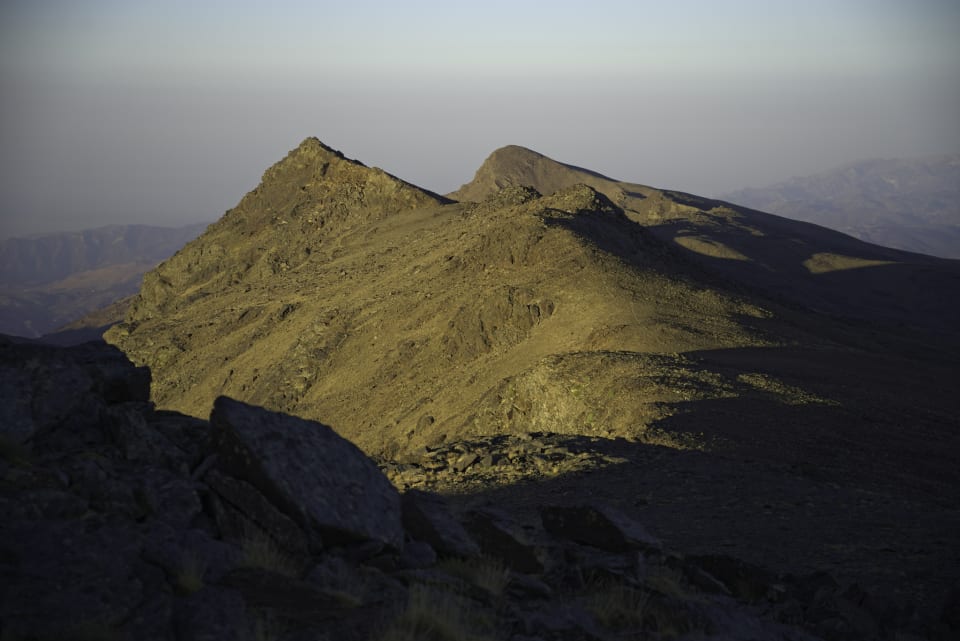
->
439, 556, 511, 597
239, 528, 301, 577
175, 552, 207, 594
375, 585, 496, 641
584, 577, 649, 631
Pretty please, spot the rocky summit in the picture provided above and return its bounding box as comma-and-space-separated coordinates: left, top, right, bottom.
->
5, 337, 957, 641
47, 136, 957, 638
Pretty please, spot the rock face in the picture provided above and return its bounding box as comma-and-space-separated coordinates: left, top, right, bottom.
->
0, 337, 150, 446
0, 338, 407, 640
401, 489, 480, 558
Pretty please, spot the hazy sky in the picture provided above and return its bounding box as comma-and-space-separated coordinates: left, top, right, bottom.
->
2, 0, 958, 237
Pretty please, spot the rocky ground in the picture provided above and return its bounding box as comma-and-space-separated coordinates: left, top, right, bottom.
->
381, 431, 960, 631
3, 338, 958, 640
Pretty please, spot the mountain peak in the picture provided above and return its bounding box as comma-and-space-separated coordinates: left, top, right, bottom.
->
260, 137, 360, 184
296, 136, 342, 154
116, 138, 447, 319
484, 144, 547, 163
449, 145, 626, 204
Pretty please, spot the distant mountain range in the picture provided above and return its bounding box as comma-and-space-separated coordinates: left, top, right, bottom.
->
723, 154, 960, 258
0, 223, 208, 337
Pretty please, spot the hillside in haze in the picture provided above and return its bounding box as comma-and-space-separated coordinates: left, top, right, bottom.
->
0, 223, 208, 337
722, 155, 960, 258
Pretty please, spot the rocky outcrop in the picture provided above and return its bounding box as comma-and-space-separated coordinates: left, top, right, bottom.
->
1, 337, 948, 640
0, 338, 406, 640
401, 489, 480, 558
541, 504, 661, 553
212, 396, 403, 550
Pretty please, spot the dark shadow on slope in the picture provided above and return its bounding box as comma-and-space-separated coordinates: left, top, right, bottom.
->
541, 181, 960, 337
641, 213, 960, 336
434, 337, 960, 625
444, 429, 960, 628
539, 201, 719, 289
660, 345, 960, 495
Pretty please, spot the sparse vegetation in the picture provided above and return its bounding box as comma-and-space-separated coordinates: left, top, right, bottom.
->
375, 585, 497, 641
646, 564, 690, 601
438, 556, 511, 597
175, 553, 206, 594
584, 577, 649, 630
240, 528, 301, 577
68, 620, 120, 641
250, 612, 286, 641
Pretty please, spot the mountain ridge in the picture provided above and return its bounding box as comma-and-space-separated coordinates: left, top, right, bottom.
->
109, 140, 774, 454
99, 138, 960, 627
125, 137, 449, 323
452, 145, 960, 335
104, 137, 959, 463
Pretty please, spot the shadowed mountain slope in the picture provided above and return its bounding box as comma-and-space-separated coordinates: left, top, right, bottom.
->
452, 146, 960, 335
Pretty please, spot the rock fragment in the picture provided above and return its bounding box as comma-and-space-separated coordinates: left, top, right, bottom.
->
540, 503, 660, 552
401, 489, 480, 558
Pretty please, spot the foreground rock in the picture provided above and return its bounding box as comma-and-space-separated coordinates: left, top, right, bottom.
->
541, 504, 661, 553
1, 338, 950, 640
212, 396, 403, 550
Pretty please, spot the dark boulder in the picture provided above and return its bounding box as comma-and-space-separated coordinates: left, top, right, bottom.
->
689, 554, 780, 604
465, 508, 544, 574
0, 518, 147, 640
401, 490, 480, 558
206, 470, 311, 556
211, 396, 403, 550
540, 503, 660, 553
0, 340, 150, 451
